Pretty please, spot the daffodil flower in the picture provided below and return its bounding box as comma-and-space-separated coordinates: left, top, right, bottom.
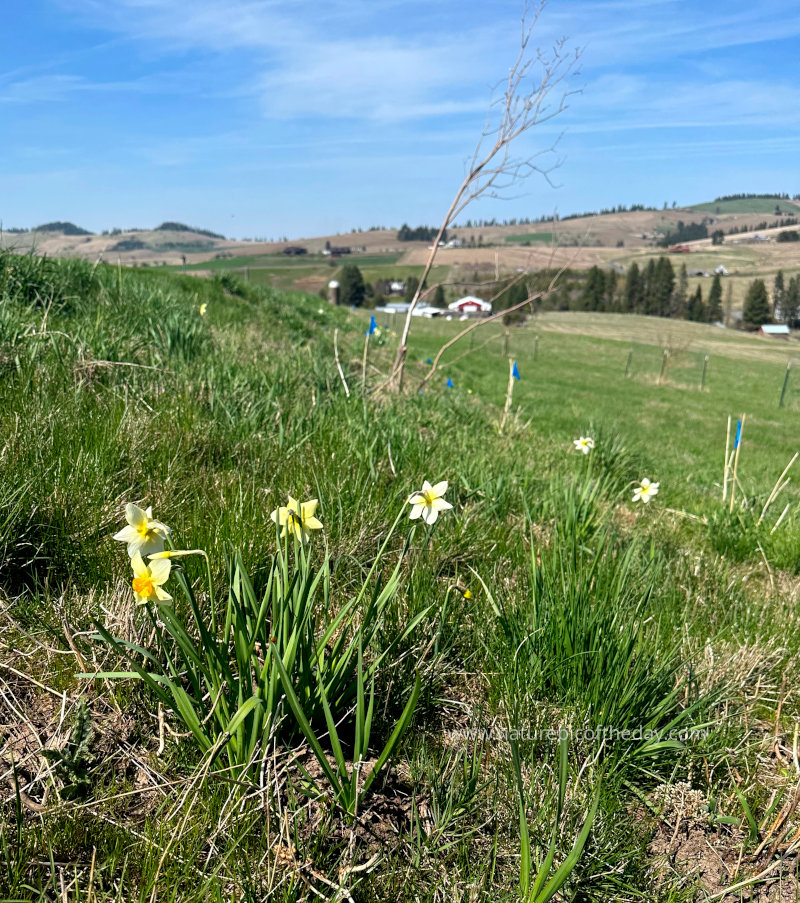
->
199, 303, 208, 316
270, 497, 323, 542
113, 503, 171, 558
408, 480, 453, 526
573, 436, 595, 455
130, 551, 172, 605
633, 478, 659, 504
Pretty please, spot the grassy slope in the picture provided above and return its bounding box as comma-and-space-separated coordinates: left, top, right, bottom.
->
3, 254, 800, 901
687, 197, 800, 214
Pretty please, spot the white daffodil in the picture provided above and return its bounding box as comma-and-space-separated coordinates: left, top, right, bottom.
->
113, 503, 171, 558
270, 497, 323, 542
573, 436, 595, 455
130, 551, 172, 605
408, 480, 453, 526
633, 478, 659, 504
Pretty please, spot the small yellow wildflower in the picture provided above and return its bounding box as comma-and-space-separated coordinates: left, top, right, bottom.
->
199, 303, 208, 316
408, 480, 453, 526
130, 551, 172, 605
270, 497, 323, 541
113, 503, 171, 558
633, 478, 659, 504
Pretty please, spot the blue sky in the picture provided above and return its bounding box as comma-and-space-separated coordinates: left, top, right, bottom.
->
2, 0, 799, 238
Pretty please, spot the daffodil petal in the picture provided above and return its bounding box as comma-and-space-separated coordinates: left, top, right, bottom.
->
408, 493, 426, 505
430, 481, 448, 497
304, 516, 323, 531
131, 552, 148, 578
409, 504, 424, 520
431, 498, 452, 511
423, 506, 439, 525
126, 504, 147, 528
421, 480, 433, 492
300, 499, 319, 518
155, 587, 172, 602
148, 558, 172, 584
113, 525, 140, 543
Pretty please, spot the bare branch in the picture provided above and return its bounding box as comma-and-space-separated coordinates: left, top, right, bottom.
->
386, 0, 580, 392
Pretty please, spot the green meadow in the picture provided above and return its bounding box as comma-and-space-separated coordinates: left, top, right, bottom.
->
3, 251, 800, 902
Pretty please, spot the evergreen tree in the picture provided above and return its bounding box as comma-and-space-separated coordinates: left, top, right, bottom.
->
774, 270, 786, 318
642, 259, 657, 314
673, 263, 688, 318
742, 279, 771, 330
783, 276, 800, 327
580, 265, 606, 311
404, 276, 421, 304
652, 256, 675, 316
605, 269, 618, 311
707, 274, 723, 323
723, 282, 733, 327
686, 286, 705, 322
624, 262, 642, 312
338, 264, 366, 307
432, 284, 446, 308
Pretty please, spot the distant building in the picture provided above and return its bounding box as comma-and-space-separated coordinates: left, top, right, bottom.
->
448, 296, 492, 316
759, 324, 790, 338
375, 301, 410, 314
389, 281, 406, 294
714, 265, 729, 276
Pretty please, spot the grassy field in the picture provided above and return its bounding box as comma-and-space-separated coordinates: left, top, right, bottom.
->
4, 254, 800, 902
687, 198, 800, 214
503, 232, 555, 244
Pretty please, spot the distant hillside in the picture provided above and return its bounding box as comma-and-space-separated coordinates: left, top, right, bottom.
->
33, 221, 93, 236
154, 221, 226, 240
688, 196, 800, 215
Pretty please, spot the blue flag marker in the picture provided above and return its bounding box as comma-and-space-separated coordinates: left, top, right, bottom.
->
367, 315, 377, 335
734, 419, 742, 449
426, 357, 433, 364
512, 361, 520, 380
446, 378, 453, 388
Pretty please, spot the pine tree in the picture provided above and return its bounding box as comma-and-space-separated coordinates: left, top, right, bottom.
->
774, 270, 786, 318
404, 276, 420, 304
580, 266, 606, 311
742, 279, 771, 330
686, 286, 705, 322
339, 264, 366, 307
672, 263, 688, 318
783, 276, 800, 327
432, 284, 446, 308
642, 259, 657, 314
624, 263, 642, 312
723, 282, 733, 327
653, 256, 675, 316
707, 274, 723, 323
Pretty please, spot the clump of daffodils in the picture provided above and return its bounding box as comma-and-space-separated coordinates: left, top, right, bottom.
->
633, 478, 659, 504
113, 503, 171, 558
408, 480, 453, 526
271, 497, 323, 542
573, 436, 595, 455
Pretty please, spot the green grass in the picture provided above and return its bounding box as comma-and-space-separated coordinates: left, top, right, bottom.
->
687, 197, 800, 214
2, 252, 800, 901
503, 232, 555, 244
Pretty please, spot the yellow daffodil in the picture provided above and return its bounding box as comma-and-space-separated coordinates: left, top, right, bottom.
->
633, 478, 659, 504
148, 549, 206, 560
573, 436, 595, 455
408, 480, 453, 526
130, 551, 172, 605
199, 303, 207, 316
270, 497, 323, 541
113, 503, 171, 558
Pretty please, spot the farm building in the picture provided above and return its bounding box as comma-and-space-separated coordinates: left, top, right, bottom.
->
759, 324, 790, 338
448, 296, 492, 316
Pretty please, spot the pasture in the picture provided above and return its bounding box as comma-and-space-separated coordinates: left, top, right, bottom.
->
3, 253, 800, 902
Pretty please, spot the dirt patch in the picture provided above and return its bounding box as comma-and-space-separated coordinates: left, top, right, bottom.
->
648, 782, 800, 901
